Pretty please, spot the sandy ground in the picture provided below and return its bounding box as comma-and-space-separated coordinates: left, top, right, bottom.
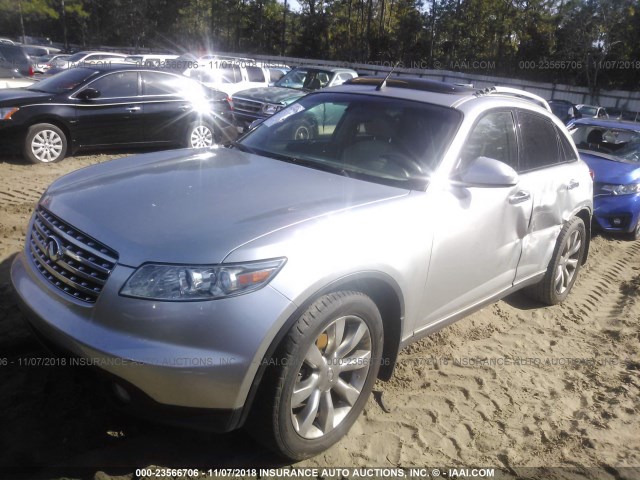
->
0, 151, 639, 480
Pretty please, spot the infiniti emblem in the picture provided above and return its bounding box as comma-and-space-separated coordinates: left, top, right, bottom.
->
46, 236, 62, 262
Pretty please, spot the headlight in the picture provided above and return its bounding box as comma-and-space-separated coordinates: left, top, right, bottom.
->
602, 183, 640, 195
262, 103, 284, 115
120, 258, 286, 301
0, 107, 19, 120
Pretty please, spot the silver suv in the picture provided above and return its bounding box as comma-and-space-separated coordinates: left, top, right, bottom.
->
11, 77, 593, 459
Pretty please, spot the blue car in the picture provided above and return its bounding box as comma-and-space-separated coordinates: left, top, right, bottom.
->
569, 118, 640, 239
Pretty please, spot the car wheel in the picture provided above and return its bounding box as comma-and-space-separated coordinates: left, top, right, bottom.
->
185, 121, 215, 148
629, 220, 640, 241
24, 123, 67, 164
249, 291, 383, 460
292, 120, 317, 141
525, 216, 586, 305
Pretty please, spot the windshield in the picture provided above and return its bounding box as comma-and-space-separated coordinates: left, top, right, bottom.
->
238, 93, 461, 189
274, 68, 332, 91
578, 106, 597, 116
26, 67, 98, 94
570, 124, 640, 163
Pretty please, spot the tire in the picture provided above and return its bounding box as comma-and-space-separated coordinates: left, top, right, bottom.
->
525, 216, 586, 305
23, 123, 67, 164
184, 121, 215, 148
291, 119, 317, 141
248, 291, 383, 460
628, 220, 640, 241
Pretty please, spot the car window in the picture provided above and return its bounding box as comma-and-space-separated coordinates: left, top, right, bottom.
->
142, 71, 206, 97
240, 93, 462, 189
28, 67, 99, 94
89, 71, 138, 97
557, 127, 578, 162
246, 66, 265, 83
333, 72, 354, 85
269, 68, 285, 83
518, 111, 561, 171
459, 111, 518, 171
220, 65, 242, 83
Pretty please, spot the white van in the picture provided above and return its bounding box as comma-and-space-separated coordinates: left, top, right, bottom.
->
184, 57, 270, 97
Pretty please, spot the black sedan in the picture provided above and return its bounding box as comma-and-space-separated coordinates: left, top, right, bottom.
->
0, 65, 237, 163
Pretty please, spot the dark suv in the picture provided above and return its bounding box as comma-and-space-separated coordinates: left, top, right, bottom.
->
0, 44, 34, 78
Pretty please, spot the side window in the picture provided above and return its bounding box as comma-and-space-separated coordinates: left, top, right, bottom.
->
89, 72, 138, 98
459, 111, 518, 171
332, 72, 353, 86
220, 65, 241, 83
518, 111, 561, 171
557, 127, 578, 162
246, 66, 265, 83
143, 72, 206, 97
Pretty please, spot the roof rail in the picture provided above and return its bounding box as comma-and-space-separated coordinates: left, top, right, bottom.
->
475, 86, 551, 112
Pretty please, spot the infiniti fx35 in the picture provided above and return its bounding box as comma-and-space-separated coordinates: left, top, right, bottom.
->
11, 77, 593, 459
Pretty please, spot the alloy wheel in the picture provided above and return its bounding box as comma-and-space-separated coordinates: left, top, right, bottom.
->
31, 129, 63, 162
555, 229, 582, 294
291, 315, 372, 439
190, 125, 214, 148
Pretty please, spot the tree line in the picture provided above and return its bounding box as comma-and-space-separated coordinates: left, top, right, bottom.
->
1, 0, 639, 91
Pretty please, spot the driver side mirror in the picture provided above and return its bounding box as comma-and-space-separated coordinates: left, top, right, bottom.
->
457, 156, 518, 187
77, 88, 100, 100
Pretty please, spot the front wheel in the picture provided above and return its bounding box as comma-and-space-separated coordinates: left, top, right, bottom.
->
23, 123, 67, 164
525, 216, 586, 305
249, 291, 383, 460
185, 121, 215, 148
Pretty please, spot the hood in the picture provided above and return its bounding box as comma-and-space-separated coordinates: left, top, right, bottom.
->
0, 88, 53, 105
579, 152, 640, 185
233, 87, 306, 105
41, 148, 408, 266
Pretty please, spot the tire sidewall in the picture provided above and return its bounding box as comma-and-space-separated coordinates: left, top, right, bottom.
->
24, 123, 67, 164
275, 293, 383, 459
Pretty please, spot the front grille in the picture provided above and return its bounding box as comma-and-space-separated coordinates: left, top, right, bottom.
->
232, 97, 263, 115
28, 206, 119, 304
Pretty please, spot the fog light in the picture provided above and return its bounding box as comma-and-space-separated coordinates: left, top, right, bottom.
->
612, 217, 622, 226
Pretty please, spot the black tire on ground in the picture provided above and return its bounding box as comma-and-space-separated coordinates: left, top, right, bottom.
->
525, 216, 586, 305
23, 123, 67, 164
184, 121, 215, 148
248, 291, 383, 460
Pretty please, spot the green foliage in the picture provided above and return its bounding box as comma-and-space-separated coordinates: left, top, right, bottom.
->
0, 0, 637, 90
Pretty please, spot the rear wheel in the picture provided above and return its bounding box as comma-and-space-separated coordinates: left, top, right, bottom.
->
23, 123, 67, 164
249, 291, 383, 460
525, 216, 586, 305
185, 121, 215, 148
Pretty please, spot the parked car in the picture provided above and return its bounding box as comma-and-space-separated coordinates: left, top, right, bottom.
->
21, 44, 61, 58
45, 51, 128, 74
11, 77, 592, 460
184, 58, 271, 97
0, 44, 34, 77
232, 66, 358, 130
32, 53, 71, 74
576, 104, 608, 119
124, 54, 178, 67
0, 38, 16, 45
548, 99, 582, 124
0, 65, 236, 163
0, 65, 36, 88
569, 118, 640, 239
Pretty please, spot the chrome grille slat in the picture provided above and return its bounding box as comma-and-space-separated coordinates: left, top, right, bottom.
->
28, 206, 119, 304
35, 209, 117, 265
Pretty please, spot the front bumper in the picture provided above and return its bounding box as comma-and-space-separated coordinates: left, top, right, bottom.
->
11, 250, 296, 417
593, 193, 640, 233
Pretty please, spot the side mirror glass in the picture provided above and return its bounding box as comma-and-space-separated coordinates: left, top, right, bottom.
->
77, 88, 100, 100
457, 156, 518, 187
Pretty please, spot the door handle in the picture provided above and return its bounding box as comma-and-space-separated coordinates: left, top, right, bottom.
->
509, 190, 531, 204
125, 106, 141, 112
566, 179, 580, 190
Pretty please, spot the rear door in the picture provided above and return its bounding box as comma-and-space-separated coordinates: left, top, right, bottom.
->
512, 110, 585, 282
73, 71, 144, 146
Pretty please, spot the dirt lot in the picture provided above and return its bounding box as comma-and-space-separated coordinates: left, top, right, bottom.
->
0, 152, 639, 480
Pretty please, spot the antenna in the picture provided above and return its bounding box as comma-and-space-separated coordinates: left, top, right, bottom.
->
376, 61, 401, 91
